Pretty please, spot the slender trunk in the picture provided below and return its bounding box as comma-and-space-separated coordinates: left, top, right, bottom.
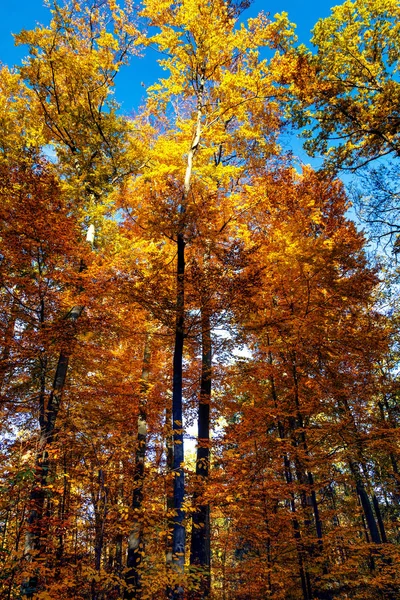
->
290, 357, 334, 598
94, 469, 108, 572
170, 73, 204, 598
360, 460, 388, 544
291, 356, 324, 549
91, 469, 108, 600
0, 296, 16, 391
372, 493, 388, 543
348, 460, 382, 545
55, 450, 70, 575
125, 338, 151, 599
22, 305, 82, 598
114, 462, 124, 596
166, 403, 174, 579
22, 239, 91, 597
266, 530, 272, 597
339, 395, 386, 545
190, 307, 211, 597
268, 348, 312, 600
171, 231, 186, 582
115, 534, 123, 572
285, 457, 312, 600
22, 230, 92, 599
327, 484, 348, 563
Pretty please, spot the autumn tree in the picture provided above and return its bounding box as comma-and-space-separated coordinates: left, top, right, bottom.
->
283, 0, 400, 246
0, 2, 144, 597
1, 1, 400, 599
212, 166, 400, 599
287, 0, 400, 170
16, 0, 141, 197
118, 1, 296, 595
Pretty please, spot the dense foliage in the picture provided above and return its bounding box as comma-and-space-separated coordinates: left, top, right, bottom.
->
0, 1, 399, 599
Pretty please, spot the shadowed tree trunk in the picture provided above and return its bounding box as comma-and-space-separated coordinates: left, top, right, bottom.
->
22, 232, 93, 598
166, 402, 175, 582
22, 304, 83, 598
125, 336, 151, 599
171, 230, 186, 592
190, 305, 211, 598
91, 468, 108, 600
268, 346, 312, 600
348, 460, 382, 545
0, 296, 16, 392
170, 72, 205, 600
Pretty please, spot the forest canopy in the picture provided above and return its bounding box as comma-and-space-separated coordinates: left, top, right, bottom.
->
0, 1, 399, 599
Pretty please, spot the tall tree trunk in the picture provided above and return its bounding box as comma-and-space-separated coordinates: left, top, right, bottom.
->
190, 306, 211, 597
348, 460, 382, 545
55, 449, 71, 575
91, 469, 108, 600
285, 457, 313, 600
171, 231, 186, 586
22, 230, 92, 597
338, 395, 387, 545
125, 337, 151, 600
22, 304, 83, 598
0, 295, 16, 392
166, 402, 174, 580
170, 73, 204, 597
289, 356, 333, 598
267, 348, 312, 600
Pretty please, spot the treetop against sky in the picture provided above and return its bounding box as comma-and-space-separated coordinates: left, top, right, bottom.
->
1, 0, 335, 113
1, 1, 399, 600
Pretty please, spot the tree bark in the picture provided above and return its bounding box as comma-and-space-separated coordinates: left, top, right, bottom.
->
22, 304, 83, 598
171, 231, 186, 582
190, 306, 211, 598
170, 73, 204, 597
22, 231, 92, 597
125, 337, 151, 599
267, 348, 312, 600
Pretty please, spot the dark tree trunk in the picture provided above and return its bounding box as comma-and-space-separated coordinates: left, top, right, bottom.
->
171, 231, 186, 587
290, 358, 332, 599
169, 72, 203, 598
285, 458, 313, 600
348, 461, 382, 545
372, 493, 388, 543
166, 402, 174, 579
0, 297, 16, 391
267, 350, 312, 600
339, 394, 387, 546
190, 307, 211, 598
125, 338, 151, 600
22, 305, 83, 598
91, 469, 108, 600
55, 449, 71, 574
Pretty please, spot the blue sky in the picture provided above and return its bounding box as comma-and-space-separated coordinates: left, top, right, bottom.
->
1, 0, 357, 185
0, 1, 360, 229
1, 0, 337, 115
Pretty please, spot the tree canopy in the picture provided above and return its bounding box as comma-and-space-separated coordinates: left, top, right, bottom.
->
0, 1, 399, 600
